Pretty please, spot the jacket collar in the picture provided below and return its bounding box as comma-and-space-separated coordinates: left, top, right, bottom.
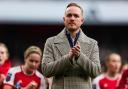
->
54, 28, 90, 44
53, 28, 90, 56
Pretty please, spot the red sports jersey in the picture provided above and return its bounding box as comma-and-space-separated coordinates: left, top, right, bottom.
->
92, 74, 104, 89
99, 74, 119, 89
117, 69, 128, 89
0, 59, 11, 76
0, 59, 11, 89
4, 65, 46, 89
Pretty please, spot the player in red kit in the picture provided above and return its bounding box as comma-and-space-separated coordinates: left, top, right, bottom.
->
4, 46, 46, 89
0, 43, 11, 89
92, 53, 122, 89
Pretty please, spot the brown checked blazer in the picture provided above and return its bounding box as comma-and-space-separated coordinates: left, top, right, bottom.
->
42, 28, 101, 89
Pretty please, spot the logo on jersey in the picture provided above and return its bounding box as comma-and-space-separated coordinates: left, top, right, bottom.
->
6, 73, 12, 82
15, 80, 22, 88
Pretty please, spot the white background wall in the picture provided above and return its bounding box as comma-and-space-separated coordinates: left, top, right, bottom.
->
0, 1, 128, 24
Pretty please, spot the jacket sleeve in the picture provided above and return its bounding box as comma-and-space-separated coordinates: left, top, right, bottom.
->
41, 38, 73, 77
76, 41, 101, 78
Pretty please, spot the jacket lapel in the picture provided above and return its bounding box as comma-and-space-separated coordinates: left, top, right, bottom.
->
54, 29, 71, 56
53, 28, 91, 56
78, 30, 92, 56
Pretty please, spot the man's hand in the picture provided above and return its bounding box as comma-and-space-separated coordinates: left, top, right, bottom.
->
68, 42, 81, 63
68, 49, 74, 64
72, 42, 81, 58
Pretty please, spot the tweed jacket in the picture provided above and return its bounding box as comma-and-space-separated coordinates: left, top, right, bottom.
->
42, 28, 101, 89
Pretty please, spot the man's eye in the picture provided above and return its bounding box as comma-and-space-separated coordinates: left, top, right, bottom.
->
67, 14, 72, 17
74, 14, 79, 18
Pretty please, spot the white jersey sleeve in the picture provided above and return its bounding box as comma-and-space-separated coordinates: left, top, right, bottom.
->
4, 66, 21, 87
36, 71, 46, 89
92, 74, 105, 89
40, 76, 46, 89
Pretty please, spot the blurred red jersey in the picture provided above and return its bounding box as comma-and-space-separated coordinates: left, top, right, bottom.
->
0, 59, 11, 89
99, 74, 120, 89
117, 69, 128, 89
4, 65, 46, 89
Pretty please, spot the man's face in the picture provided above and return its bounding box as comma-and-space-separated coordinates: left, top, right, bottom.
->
0, 46, 8, 65
63, 6, 84, 32
107, 54, 121, 73
25, 53, 41, 73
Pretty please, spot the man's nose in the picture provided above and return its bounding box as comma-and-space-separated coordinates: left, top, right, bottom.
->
70, 16, 75, 20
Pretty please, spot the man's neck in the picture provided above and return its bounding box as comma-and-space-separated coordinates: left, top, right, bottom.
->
67, 29, 80, 39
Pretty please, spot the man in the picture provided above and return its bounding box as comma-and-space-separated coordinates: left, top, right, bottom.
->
42, 2, 101, 89
92, 53, 122, 89
0, 43, 11, 89
4, 46, 46, 89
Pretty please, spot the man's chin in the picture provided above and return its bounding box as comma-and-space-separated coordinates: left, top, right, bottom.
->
67, 28, 77, 32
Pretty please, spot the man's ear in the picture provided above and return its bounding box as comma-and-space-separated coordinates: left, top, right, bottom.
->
81, 17, 84, 24
63, 17, 65, 21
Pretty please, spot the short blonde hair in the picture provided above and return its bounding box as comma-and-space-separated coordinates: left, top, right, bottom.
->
66, 2, 84, 16
24, 46, 42, 58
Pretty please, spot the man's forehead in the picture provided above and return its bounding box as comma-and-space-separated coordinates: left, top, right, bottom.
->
65, 6, 82, 14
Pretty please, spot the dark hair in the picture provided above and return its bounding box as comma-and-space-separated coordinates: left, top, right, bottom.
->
66, 2, 83, 15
